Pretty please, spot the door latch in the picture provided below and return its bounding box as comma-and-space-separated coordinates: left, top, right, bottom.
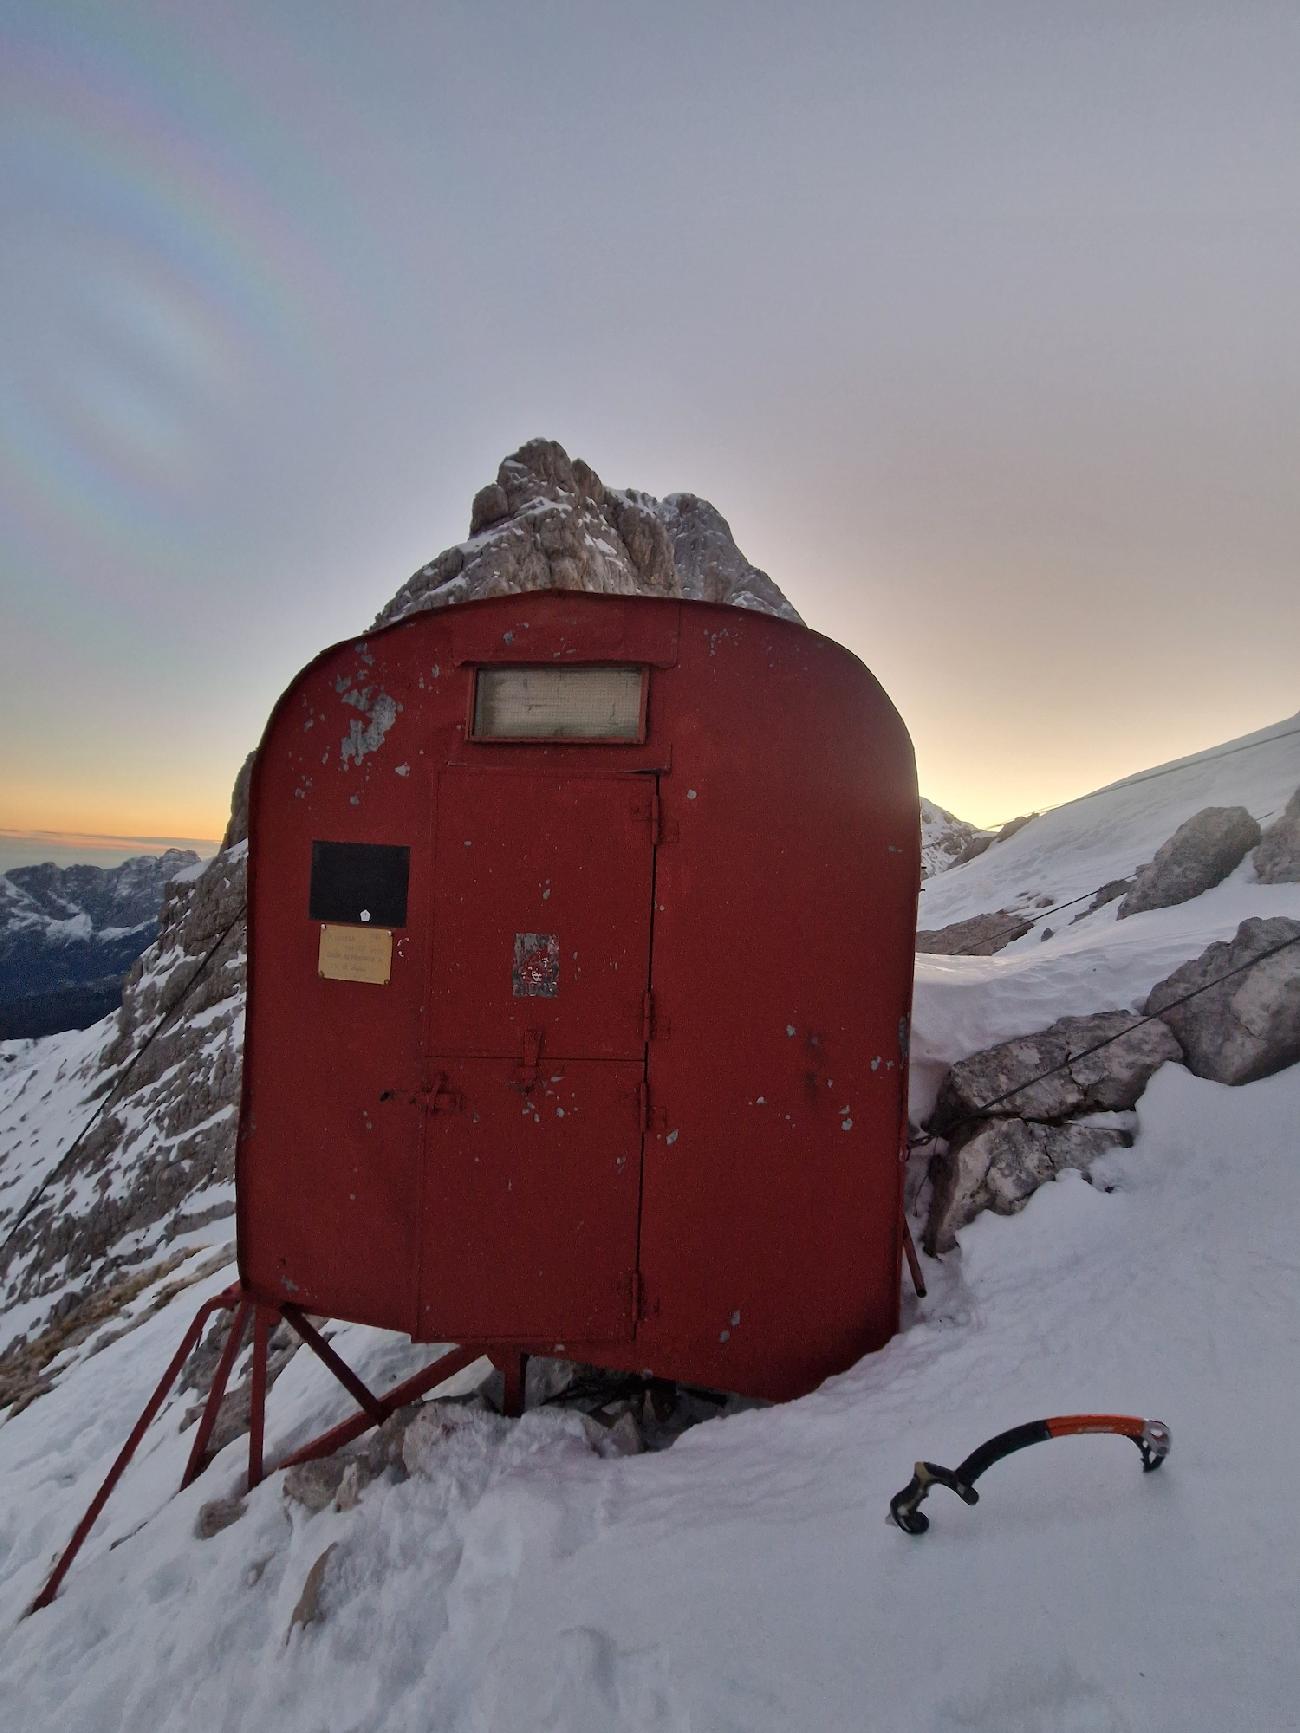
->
513, 1027, 543, 1091
425, 1072, 463, 1113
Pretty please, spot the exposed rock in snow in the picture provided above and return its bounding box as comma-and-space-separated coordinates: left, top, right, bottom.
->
287, 1543, 339, 1637
921, 1009, 1183, 1250
916, 909, 1034, 956
925, 1118, 1133, 1253
194, 1495, 245, 1539
0, 840, 246, 1355
1069, 876, 1132, 923
221, 752, 255, 852
930, 1009, 1183, 1132
377, 438, 801, 628
1117, 805, 1261, 919
953, 811, 1037, 866
657, 491, 798, 618
1143, 916, 1300, 1085
1253, 786, 1300, 883
990, 812, 1037, 846
284, 1456, 357, 1515
920, 798, 986, 879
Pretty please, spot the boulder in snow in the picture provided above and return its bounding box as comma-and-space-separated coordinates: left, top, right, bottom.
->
287, 1543, 338, 1638
915, 909, 1034, 956
1252, 787, 1300, 883
195, 1495, 245, 1539
1117, 805, 1261, 919
284, 1456, 355, 1515
1070, 876, 1132, 923
930, 1009, 1182, 1131
1143, 916, 1300, 1085
925, 1119, 1132, 1253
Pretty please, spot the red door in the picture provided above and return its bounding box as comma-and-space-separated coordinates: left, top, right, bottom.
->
418, 770, 656, 1342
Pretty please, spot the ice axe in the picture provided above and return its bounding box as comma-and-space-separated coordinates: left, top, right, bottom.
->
888, 1414, 1170, 1535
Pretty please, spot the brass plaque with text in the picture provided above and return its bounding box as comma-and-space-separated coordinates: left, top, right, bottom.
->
317, 924, 392, 985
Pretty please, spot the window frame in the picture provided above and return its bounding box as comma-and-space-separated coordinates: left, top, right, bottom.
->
466, 663, 650, 746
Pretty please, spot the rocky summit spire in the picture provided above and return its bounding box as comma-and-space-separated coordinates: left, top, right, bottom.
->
376, 437, 801, 627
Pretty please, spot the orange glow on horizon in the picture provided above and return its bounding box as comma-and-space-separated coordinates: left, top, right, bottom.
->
1, 775, 229, 849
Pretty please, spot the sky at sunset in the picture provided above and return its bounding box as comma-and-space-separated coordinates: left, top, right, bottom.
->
2, 1, 1297, 868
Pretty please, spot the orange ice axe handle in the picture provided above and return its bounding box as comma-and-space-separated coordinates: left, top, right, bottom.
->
889, 1414, 1171, 1535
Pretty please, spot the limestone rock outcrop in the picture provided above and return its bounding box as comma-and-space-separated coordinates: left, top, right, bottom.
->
1252, 787, 1300, 883
954, 812, 1038, 866
377, 438, 800, 629
1117, 805, 1261, 919
930, 1010, 1183, 1131
915, 909, 1034, 956
922, 1008, 1183, 1252
920, 799, 988, 879
1070, 877, 1132, 923
1143, 916, 1300, 1084
925, 1119, 1133, 1253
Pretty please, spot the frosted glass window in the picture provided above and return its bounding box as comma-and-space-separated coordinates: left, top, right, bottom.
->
472, 666, 645, 741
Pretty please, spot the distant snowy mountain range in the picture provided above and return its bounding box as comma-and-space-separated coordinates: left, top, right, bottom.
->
0, 851, 200, 1039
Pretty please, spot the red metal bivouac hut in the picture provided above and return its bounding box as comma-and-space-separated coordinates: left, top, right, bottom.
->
34, 588, 920, 1609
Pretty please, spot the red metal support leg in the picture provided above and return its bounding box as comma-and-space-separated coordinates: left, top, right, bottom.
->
181, 1297, 252, 1489
499, 1351, 528, 1418
280, 1305, 386, 1424
29, 1284, 240, 1614
275, 1343, 483, 1470
901, 1212, 927, 1300
246, 1305, 272, 1491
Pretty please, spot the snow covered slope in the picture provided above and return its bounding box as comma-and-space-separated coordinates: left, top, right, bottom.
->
911, 713, 1300, 1119
1, 1062, 1297, 1730
918, 712, 1300, 930
0, 844, 245, 1364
